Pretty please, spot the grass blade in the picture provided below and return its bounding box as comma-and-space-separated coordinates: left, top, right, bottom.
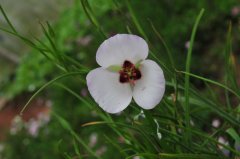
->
53, 112, 102, 159
178, 70, 240, 99
0, 5, 17, 33
80, 0, 106, 38
184, 9, 205, 146
125, 0, 148, 41
20, 71, 85, 115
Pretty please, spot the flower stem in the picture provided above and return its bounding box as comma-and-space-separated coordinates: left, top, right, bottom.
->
184, 9, 205, 147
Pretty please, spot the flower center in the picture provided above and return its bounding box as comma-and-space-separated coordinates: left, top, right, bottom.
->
119, 60, 141, 84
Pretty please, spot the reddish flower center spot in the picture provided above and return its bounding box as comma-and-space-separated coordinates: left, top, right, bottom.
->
119, 60, 141, 84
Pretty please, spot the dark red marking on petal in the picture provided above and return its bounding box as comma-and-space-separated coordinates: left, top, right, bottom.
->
119, 72, 129, 83
119, 60, 142, 84
132, 68, 141, 80
123, 60, 134, 68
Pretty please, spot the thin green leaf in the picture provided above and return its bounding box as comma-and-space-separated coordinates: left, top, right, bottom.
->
125, 0, 148, 40
80, 0, 106, 38
177, 70, 240, 99
0, 5, 17, 33
184, 8, 205, 146
53, 112, 102, 159
20, 71, 85, 115
159, 153, 226, 159
226, 128, 240, 143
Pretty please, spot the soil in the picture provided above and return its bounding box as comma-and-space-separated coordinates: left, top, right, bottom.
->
0, 94, 50, 140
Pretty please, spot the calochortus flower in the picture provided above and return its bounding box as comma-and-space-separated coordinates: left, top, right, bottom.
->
86, 34, 165, 113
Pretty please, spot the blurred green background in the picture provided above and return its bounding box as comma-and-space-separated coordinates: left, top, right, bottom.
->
0, 0, 239, 158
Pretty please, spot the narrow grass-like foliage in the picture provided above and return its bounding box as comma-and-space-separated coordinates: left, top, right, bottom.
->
0, 1, 239, 158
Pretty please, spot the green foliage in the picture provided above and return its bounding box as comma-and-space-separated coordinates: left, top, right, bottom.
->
0, 0, 240, 159
4, 53, 54, 99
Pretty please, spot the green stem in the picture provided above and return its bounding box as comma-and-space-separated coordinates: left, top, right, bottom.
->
20, 71, 85, 115
184, 9, 205, 147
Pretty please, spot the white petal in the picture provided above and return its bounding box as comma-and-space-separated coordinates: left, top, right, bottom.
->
133, 60, 165, 109
86, 67, 133, 113
96, 34, 148, 67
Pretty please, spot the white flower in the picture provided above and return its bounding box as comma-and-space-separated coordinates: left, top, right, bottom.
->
26, 119, 40, 137
212, 118, 221, 128
86, 34, 165, 113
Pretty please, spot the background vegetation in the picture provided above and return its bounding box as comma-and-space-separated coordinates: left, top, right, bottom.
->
0, 0, 239, 158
